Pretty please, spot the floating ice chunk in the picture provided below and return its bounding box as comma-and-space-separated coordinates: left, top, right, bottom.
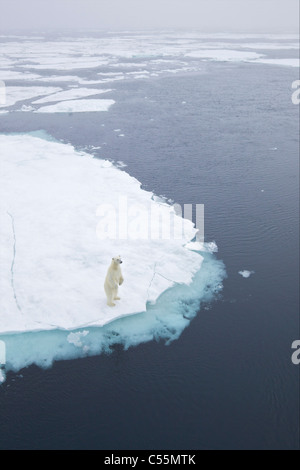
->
0, 86, 62, 108
252, 58, 299, 68
0, 369, 5, 384
0, 34, 44, 40
109, 63, 148, 68
95, 76, 125, 84
0, 71, 41, 81
36, 76, 112, 86
35, 99, 115, 113
126, 71, 149, 75
36, 75, 83, 82
32, 88, 112, 104
20, 57, 109, 70
185, 49, 263, 62
133, 75, 149, 79
98, 72, 124, 77
238, 42, 299, 50
239, 270, 255, 278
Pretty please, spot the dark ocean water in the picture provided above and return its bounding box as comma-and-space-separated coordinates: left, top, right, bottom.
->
0, 50, 299, 449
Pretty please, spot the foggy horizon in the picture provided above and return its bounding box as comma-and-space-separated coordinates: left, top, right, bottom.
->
0, 0, 299, 33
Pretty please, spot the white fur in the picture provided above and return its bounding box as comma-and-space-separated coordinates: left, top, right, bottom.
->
104, 256, 124, 307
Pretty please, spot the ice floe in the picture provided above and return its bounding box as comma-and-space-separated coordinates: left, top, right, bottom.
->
32, 87, 112, 104
0, 86, 62, 108
0, 32, 298, 96
1, 250, 225, 379
239, 270, 255, 278
35, 98, 115, 113
0, 71, 42, 81
20, 57, 109, 71
185, 50, 263, 62
252, 58, 299, 68
0, 132, 206, 335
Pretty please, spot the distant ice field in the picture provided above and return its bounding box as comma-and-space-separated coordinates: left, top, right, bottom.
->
0, 31, 298, 114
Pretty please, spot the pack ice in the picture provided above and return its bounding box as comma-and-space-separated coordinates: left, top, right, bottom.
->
0, 132, 204, 335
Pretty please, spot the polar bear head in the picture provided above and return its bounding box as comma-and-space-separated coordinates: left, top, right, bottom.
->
112, 255, 123, 265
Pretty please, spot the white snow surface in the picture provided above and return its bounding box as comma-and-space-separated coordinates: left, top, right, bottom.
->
0, 133, 203, 334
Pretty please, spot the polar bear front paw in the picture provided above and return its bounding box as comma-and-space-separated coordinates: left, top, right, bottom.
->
114, 296, 121, 300
107, 302, 116, 307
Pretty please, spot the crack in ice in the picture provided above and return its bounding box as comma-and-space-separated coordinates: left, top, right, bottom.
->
147, 263, 178, 302
6, 212, 72, 329
155, 270, 179, 284
147, 262, 158, 301
7, 211, 22, 313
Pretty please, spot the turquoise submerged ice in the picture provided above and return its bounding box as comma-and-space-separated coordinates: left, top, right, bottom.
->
0, 132, 226, 378
2, 251, 225, 376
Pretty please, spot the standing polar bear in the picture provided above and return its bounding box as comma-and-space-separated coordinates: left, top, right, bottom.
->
104, 256, 124, 307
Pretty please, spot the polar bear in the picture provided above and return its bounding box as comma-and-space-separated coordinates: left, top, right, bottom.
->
104, 255, 124, 307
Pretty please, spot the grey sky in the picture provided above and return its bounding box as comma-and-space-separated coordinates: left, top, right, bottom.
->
0, 0, 299, 32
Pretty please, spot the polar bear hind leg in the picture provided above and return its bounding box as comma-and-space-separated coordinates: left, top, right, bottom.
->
113, 287, 120, 301
106, 289, 116, 307
107, 297, 116, 307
